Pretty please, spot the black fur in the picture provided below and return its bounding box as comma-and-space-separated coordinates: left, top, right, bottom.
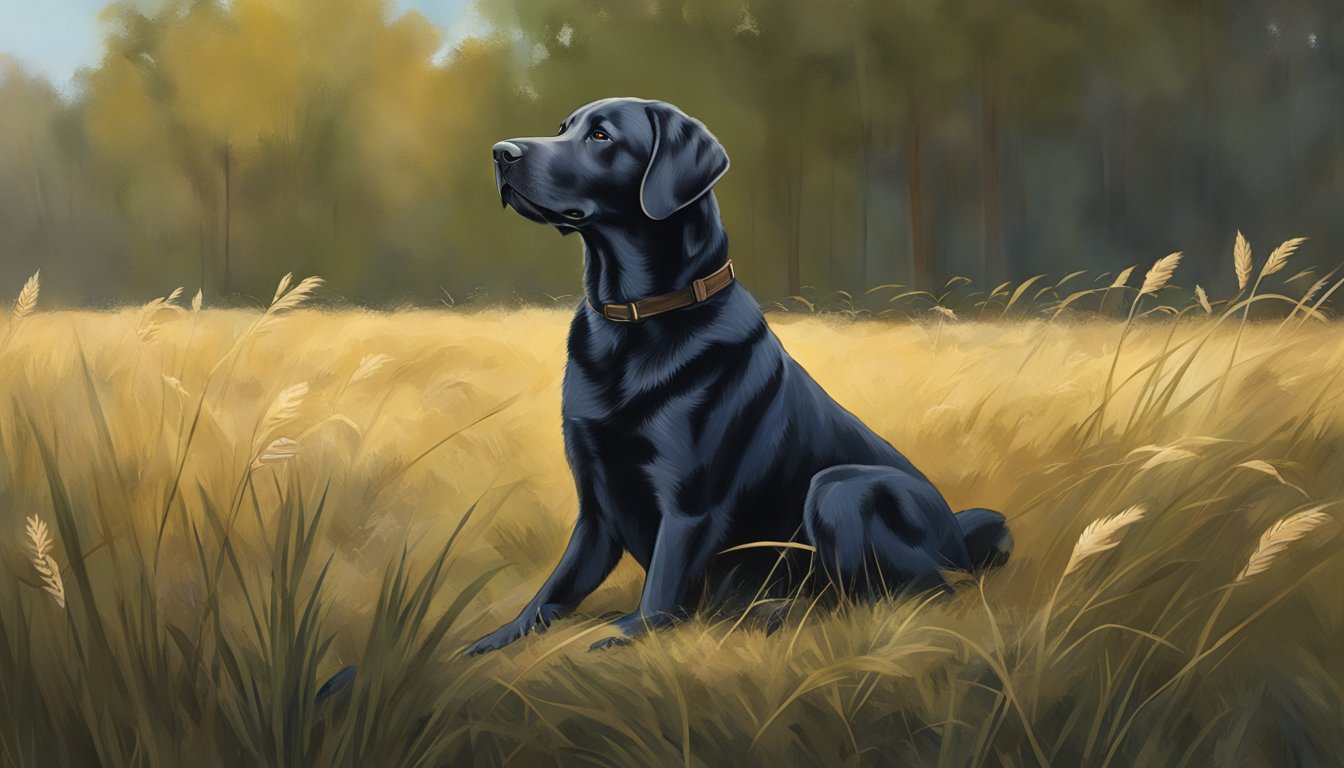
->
468, 98, 1010, 654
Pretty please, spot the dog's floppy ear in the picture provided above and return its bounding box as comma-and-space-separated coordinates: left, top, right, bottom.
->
640, 102, 730, 221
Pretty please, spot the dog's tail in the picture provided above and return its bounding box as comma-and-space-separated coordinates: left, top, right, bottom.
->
955, 508, 1013, 570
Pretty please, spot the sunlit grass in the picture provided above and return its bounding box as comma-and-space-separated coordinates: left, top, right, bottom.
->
0, 262, 1339, 766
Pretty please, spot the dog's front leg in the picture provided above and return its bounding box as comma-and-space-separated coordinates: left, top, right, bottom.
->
466, 513, 620, 655
590, 513, 711, 650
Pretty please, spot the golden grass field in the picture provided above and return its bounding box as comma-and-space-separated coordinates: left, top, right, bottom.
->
0, 267, 1341, 766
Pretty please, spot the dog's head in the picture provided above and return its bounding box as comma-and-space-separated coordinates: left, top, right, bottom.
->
493, 98, 729, 233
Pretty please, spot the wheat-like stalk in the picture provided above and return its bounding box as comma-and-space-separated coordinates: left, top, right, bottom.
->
1233, 231, 1252, 291
1303, 275, 1328, 306
272, 272, 294, 305
1140, 253, 1182, 296
350, 353, 394, 385
25, 515, 65, 608
1064, 505, 1146, 575
1194, 285, 1212, 314
191, 289, 203, 313
12, 270, 40, 324
258, 382, 308, 442
162, 374, 191, 398
252, 437, 300, 470
137, 299, 164, 341
257, 275, 324, 334
1110, 266, 1134, 290
1236, 508, 1331, 582
931, 306, 957, 321
137, 290, 189, 342
271, 276, 323, 313
1260, 237, 1307, 279
138, 320, 163, 342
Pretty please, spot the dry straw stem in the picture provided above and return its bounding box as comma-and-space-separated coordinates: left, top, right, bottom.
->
1064, 505, 1146, 575
1234, 231, 1252, 290
12, 270, 39, 323
25, 514, 66, 608
1137, 447, 1196, 471
1140, 252, 1182, 296
1260, 237, 1308, 279
1236, 508, 1331, 582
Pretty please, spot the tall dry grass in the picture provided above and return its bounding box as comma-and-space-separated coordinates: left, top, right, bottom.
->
0, 259, 1340, 766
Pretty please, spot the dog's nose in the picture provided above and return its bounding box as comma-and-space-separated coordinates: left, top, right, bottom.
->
493, 141, 525, 165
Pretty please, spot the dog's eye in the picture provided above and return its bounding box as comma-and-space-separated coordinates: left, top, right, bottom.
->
588, 130, 610, 141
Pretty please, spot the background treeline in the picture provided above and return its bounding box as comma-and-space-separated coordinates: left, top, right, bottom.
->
0, 0, 1341, 307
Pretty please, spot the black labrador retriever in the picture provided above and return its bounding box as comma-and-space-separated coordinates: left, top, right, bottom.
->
468, 98, 1010, 654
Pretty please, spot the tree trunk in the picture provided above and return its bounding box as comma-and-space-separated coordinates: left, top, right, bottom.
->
827, 164, 838, 290
787, 101, 804, 297
854, 46, 870, 289
906, 91, 931, 289
221, 142, 232, 296
979, 76, 1005, 286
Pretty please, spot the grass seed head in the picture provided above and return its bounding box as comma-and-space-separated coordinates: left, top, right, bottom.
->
258, 275, 325, 334
1303, 275, 1329, 306
1110, 266, 1134, 290
162, 375, 191, 398
1261, 237, 1308, 279
1065, 505, 1146, 575
25, 515, 65, 608
251, 437, 300, 470
1195, 285, 1212, 314
1236, 508, 1331, 582
272, 272, 294, 306
1140, 253, 1182, 296
259, 382, 308, 440
12, 270, 39, 324
1234, 231, 1252, 290
350, 353, 394, 385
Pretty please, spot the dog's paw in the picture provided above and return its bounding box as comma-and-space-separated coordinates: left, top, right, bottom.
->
464, 604, 570, 656
464, 621, 529, 656
588, 635, 633, 651
465, 630, 518, 656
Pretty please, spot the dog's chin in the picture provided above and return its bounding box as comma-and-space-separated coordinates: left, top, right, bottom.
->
500, 186, 584, 235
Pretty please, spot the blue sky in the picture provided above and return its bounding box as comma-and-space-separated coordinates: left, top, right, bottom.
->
0, 0, 485, 93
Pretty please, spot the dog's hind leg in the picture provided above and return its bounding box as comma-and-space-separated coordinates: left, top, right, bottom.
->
803, 464, 970, 599
954, 508, 1013, 570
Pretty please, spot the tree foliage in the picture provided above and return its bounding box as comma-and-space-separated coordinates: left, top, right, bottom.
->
0, 0, 1340, 305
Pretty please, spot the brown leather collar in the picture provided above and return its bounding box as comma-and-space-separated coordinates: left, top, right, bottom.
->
586, 260, 735, 322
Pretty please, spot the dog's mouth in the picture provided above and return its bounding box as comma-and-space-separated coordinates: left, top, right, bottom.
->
497, 168, 588, 231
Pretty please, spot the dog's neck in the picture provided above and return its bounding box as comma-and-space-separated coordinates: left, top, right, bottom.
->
579, 194, 728, 307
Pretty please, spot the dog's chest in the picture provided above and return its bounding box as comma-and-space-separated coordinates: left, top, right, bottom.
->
559, 319, 727, 548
